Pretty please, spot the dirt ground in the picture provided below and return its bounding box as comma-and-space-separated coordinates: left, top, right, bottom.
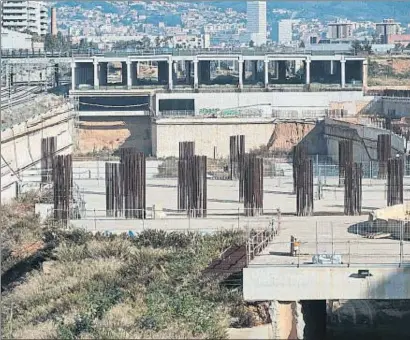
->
77, 121, 130, 154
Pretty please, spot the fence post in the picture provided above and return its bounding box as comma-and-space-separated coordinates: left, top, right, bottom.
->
94, 209, 97, 231
315, 221, 318, 255
400, 220, 403, 267
237, 207, 240, 229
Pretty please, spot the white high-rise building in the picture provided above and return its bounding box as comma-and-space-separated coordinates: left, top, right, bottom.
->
278, 20, 294, 44
247, 1, 267, 46
1, 0, 48, 36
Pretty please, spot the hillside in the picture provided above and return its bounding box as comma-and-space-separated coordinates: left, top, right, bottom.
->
55, 1, 410, 24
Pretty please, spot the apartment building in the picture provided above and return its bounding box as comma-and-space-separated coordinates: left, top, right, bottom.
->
1, 0, 48, 36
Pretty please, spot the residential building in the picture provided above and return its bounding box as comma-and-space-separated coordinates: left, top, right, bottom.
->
1, 0, 48, 36
247, 1, 266, 46
328, 21, 353, 39
278, 19, 294, 44
376, 19, 401, 44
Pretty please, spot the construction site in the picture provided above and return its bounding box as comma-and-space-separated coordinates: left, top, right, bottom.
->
3, 54, 410, 339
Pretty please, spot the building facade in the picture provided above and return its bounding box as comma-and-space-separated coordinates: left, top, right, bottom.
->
247, 1, 267, 46
1, 0, 48, 36
327, 21, 353, 40
376, 19, 401, 44
278, 20, 294, 45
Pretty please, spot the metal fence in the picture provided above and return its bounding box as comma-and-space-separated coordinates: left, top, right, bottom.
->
48, 207, 280, 232
248, 219, 410, 267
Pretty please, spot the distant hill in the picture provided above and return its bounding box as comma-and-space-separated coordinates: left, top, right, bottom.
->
55, 1, 410, 24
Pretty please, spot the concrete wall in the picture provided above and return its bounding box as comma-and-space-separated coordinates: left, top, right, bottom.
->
302, 118, 405, 163
1, 102, 74, 202
155, 91, 374, 116
243, 267, 410, 301
152, 117, 275, 158
381, 97, 410, 117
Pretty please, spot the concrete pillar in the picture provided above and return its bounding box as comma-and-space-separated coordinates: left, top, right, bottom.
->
264, 59, 269, 88
305, 59, 311, 85
193, 59, 198, 89
278, 61, 287, 81
94, 61, 99, 89
173, 62, 178, 86
341, 59, 346, 88
99, 62, 108, 86
362, 59, 368, 88
121, 61, 127, 86
168, 59, 173, 90
330, 60, 334, 75
126, 60, 132, 89
238, 59, 243, 89
71, 62, 76, 90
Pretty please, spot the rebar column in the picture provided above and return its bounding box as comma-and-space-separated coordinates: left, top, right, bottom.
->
53, 154, 73, 224
338, 139, 353, 186
296, 158, 314, 216
120, 148, 146, 219
105, 162, 123, 217
344, 162, 362, 215
41, 137, 56, 183
178, 141, 195, 211
387, 157, 404, 206
243, 153, 264, 217
292, 144, 306, 194
178, 155, 207, 217
229, 135, 245, 201
377, 134, 391, 179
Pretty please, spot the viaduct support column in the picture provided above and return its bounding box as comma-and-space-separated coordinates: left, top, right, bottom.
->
99, 62, 108, 86
168, 58, 173, 90
305, 58, 311, 85
193, 58, 198, 89
126, 60, 132, 89
362, 59, 368, 88
71, 62, 76, 90
238, 57, 244, 89
264, 59, 269, 88
341, 58, 346, 88
93, 60, 99, 89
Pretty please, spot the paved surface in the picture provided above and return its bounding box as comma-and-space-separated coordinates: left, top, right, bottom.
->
44, 160, 410, 265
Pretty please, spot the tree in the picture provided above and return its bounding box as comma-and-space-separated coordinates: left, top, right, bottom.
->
350, 40, 363, 55
155, 36, 161, 47
249, 40, 255, 48
362, 40, 373, 55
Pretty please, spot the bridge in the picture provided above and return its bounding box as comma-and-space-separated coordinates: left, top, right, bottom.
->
0, 49, 367, 92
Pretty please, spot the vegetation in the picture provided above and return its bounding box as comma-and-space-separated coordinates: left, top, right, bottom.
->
350, 40, 372, 56
44, 32, 72, 52
1, 194, 267, 339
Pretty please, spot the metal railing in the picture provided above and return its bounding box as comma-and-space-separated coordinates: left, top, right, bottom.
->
1, 47, 355, 59
248, 220, 410, 268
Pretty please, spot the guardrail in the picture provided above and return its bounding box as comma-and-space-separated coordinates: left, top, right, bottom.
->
1, 47, 354, 59
246, 210, 281, 265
